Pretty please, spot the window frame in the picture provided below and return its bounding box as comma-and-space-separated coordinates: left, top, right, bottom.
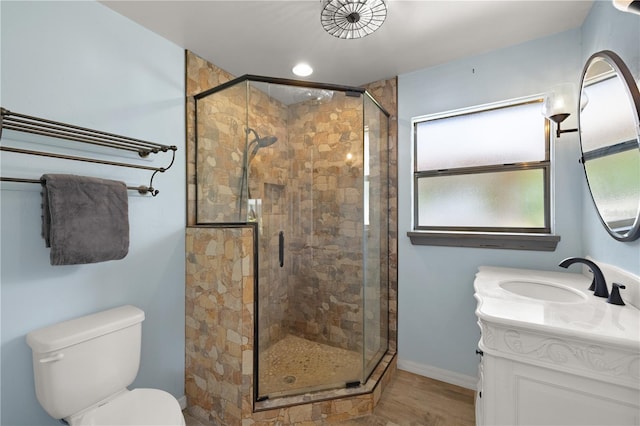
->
409, 96, 560, 251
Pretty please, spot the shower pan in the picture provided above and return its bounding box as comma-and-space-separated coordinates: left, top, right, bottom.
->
194, 75, 390, 403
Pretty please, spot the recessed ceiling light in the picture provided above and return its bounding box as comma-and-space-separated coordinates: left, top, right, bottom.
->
292, 63, 313, 77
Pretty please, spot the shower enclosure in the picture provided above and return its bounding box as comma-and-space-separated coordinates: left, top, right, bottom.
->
194, 75, 389, 402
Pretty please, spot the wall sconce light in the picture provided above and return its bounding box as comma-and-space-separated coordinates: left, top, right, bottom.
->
542, 83, 579, 138
612, 0, 640, 15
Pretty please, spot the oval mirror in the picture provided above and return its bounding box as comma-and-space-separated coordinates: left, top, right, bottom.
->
578, 50, 640, 241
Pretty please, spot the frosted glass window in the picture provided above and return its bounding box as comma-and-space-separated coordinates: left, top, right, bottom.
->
417, 169, 546, 229
413, 97, 550, 234
415, 101, 546, 171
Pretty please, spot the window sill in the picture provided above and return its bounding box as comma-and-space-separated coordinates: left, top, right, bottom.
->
407, 231, 560, 251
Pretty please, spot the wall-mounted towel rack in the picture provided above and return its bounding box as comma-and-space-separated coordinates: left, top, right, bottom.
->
0, 107, 177, 196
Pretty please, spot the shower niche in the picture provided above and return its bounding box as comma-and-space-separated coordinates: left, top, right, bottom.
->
193, 75, 391, 404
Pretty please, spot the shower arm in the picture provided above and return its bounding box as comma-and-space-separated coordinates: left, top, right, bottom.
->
246, 128, 260, 147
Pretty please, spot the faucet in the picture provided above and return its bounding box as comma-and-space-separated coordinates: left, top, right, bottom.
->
558, 257, 609, 298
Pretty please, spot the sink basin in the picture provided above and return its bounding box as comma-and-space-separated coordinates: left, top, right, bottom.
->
499, 280, 588, 303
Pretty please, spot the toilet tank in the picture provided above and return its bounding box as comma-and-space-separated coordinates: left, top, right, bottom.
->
26, 305, 145, 419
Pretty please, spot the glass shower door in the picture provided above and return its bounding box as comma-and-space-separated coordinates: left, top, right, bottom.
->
363, 94, 389, 380
255, 83, 366, 400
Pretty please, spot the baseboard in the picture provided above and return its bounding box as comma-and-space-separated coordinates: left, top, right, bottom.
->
397, 358, 477, 391
178, 395, 187, 410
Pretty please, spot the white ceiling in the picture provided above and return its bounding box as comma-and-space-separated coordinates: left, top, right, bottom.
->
102, 0, 594, 87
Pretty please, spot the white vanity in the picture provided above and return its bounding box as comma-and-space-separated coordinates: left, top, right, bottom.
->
474, 266, 640, 426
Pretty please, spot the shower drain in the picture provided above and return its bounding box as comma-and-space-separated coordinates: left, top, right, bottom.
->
283, 375, 297, 384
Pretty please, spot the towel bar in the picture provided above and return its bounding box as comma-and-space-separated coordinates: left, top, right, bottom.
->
0, 177, 154, 195
0, 107, 177, 196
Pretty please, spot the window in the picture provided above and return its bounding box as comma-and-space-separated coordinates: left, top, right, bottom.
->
409, 97, 560, 250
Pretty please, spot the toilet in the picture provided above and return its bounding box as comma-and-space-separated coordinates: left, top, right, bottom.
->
26, 305, 186, 425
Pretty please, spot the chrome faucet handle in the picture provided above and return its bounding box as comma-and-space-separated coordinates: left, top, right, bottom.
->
607, 283, 626, 306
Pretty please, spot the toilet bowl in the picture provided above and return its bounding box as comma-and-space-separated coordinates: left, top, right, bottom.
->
68, 389, 184, 426
26, 305, 185, 425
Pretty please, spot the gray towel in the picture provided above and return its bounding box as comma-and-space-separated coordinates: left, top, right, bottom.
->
41, 174, 129, 265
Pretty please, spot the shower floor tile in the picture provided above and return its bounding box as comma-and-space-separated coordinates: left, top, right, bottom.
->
258, 334, 361, 398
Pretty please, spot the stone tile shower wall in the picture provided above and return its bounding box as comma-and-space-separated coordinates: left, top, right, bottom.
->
285, 94, 366, 352
194, 81, 288, 225
195, 83, 246, 223
196, 75, 372, 354
185, 50, 399, 423
245, 89, 290, 352
185, 226, 255, 425
185, 225, 398, 425
192, 70, 292, 351
186, 53, 235, 225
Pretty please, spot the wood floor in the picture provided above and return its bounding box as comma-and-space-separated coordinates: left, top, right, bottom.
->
336, 370, 476, 425
184, 369, 476, 425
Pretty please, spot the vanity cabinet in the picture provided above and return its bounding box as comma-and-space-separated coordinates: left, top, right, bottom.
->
477, 324, 640, 425
474, 266, 640, 426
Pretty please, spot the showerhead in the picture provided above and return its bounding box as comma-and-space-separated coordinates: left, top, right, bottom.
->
246, 128, 278, 159
256, 135, 278, 148
246, 128, 278, 147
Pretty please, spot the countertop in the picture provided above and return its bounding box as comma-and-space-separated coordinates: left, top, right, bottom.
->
474, 266, 640, 352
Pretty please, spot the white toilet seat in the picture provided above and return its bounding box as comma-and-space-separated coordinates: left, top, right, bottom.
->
67, 388, 185, 426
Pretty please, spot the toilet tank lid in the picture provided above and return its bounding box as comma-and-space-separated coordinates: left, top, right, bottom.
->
26, 305, 145, 353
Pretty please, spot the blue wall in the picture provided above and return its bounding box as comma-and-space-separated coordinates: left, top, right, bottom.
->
397, 1, 639, 383
0, 2, 185, 425
580, 1, 640, 274
1, 2, 637, 422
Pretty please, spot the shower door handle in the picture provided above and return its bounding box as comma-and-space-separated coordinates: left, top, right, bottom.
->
279, 231, 284, 268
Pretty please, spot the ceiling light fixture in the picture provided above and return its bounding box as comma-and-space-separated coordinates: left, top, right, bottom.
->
612, 0, 640, 15
292, 63, 313, 77
321, 0, 387, 40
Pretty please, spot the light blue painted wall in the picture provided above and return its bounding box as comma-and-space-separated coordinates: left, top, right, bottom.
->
580, 1, 640, 274
397, 1, 639, 381
0, 2, 185, 425
397, 29, 587, 377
